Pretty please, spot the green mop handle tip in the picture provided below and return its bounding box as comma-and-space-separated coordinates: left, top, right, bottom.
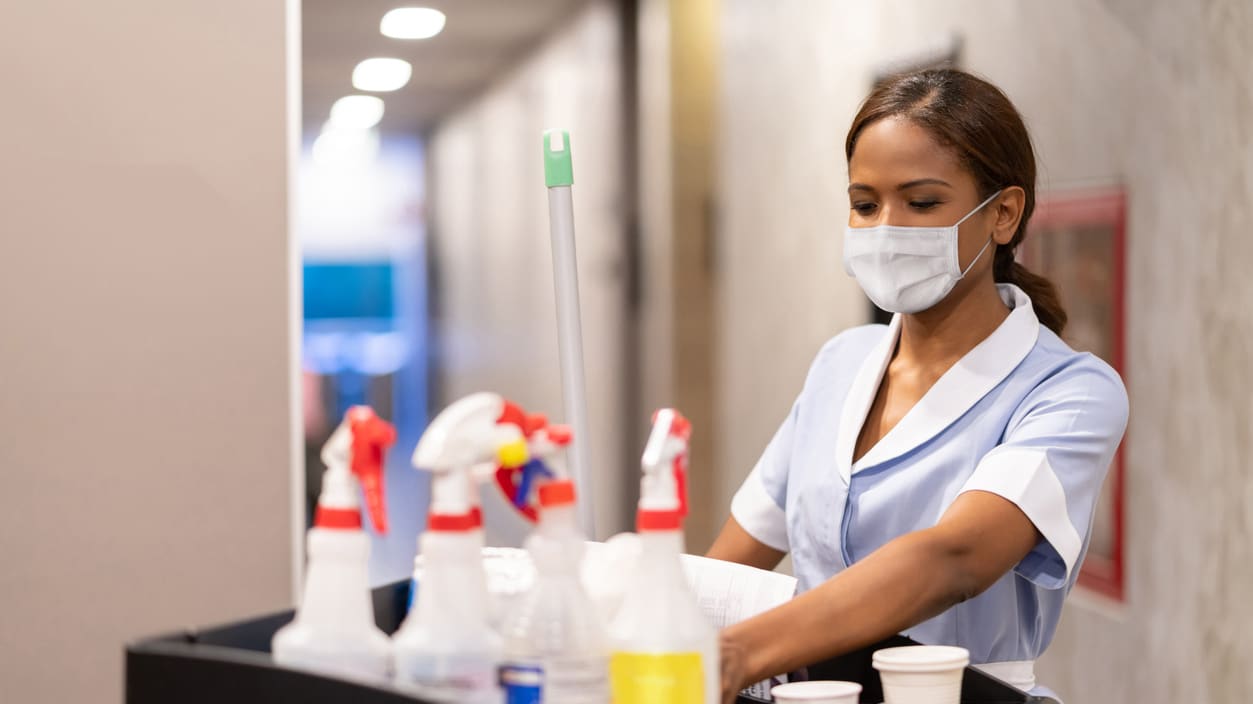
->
543, 129, 574, 188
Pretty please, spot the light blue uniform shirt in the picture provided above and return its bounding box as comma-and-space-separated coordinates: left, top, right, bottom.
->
731, 285, 1128, 692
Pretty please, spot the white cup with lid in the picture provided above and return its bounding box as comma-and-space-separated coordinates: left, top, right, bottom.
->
770, 680, 862, 704
872, 645, 969, 704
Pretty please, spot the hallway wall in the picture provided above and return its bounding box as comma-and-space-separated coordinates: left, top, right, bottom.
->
712, 1, 1253, 701
0, 1, 296, 702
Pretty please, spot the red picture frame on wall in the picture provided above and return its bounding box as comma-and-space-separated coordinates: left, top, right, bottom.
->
1020, 186, 1127, 601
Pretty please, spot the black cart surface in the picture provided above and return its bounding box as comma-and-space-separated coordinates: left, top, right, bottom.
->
126, 580, 1057, 704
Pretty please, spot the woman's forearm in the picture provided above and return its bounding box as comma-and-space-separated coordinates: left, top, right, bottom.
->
723, 528, 972, 685
706, 515, 787, 571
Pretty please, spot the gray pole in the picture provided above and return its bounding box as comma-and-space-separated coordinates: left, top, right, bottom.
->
543, 130, 596, 537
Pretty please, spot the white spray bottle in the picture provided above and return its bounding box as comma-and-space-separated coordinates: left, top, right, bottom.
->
272, 405, 396, 683
392, 392, 522, 703
496, 407, 610, 704
608, 409, 718, 704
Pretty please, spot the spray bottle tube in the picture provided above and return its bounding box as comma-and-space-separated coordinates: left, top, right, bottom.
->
608, 409, 719, 704
272, 406, 396, 684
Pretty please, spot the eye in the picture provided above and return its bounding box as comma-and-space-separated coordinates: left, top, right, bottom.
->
851, 202, 878, 216
910, 199, 941, 211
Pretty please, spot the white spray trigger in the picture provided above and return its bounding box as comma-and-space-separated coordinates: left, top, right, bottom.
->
639, 408, 690, 515
642, 409, 677, 469
321, 420, 353, 469
413, 392, 506, 470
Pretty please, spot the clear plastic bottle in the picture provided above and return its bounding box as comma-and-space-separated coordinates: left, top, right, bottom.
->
272, 528, 393, 682
393, 392, 515, 703
393, 522, 503, 703
499, 480, 609, 704
272, 406, 395, 684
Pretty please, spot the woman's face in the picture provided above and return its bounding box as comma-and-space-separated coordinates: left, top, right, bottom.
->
847, 116, 1003, 284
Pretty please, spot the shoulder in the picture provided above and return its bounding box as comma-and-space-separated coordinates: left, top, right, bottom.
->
1018, 326, 1129, 424
812, 323, 889, 368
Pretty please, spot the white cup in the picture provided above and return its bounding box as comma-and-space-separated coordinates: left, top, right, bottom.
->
770, 680, 863, 704
872, 645, 969, 704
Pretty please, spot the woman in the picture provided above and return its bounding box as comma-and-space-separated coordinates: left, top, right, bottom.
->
708, 68, 1127, 702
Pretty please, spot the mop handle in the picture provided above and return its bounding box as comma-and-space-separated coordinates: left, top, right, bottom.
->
543, 129, 596, 538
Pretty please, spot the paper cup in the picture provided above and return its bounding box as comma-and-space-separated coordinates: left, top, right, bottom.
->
872, 645, 968, 704
770, 680, 862, 704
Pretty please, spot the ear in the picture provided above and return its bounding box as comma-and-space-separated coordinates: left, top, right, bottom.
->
991, 187, 1026, 245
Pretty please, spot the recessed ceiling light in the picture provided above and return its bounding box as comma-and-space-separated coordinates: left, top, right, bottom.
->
381, 7, 446, 40
352, 58, 412, 92
329, 95, 385, 129
312, 125, 380, 166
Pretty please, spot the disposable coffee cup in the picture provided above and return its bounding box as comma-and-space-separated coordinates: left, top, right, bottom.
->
872, 645, 969, 704
770, 680, 862, 704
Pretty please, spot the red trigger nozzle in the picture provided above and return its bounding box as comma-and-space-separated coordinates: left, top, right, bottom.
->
347, 406, 396, 535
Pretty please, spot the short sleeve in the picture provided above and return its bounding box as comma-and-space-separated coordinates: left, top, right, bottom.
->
958, 357, 1129, 590
730, 399, 798, 552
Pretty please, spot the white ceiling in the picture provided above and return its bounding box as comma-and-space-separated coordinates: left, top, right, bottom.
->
302, 0, 592, 136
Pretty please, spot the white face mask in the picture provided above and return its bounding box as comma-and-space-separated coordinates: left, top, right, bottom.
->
843, 189, 1002, 314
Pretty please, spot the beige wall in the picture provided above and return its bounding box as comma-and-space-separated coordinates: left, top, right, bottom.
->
714, 0, 1253, 701
636, 0, 676, 482
428, 1, 630, 540
666, 0, 722, 551
0, 2, 297, 702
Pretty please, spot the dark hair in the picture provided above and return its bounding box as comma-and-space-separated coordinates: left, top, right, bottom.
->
845, 69, 1066, 335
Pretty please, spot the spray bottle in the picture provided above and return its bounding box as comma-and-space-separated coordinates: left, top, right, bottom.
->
392, 392, 522, 703
272, 405, 396, 683
495, 406, 610, 704
405, 400, 537, 627
608, 409, 718, 704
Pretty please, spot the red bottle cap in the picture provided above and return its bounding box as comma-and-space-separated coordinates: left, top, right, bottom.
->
315, 507, 364, 530
539, 479, 576, 507
427, 512, 477, 532
546, 424, 573, 446
637, 508, 683, 532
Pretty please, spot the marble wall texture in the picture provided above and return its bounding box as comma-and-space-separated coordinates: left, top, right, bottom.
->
427, 1, 632, 540
713, 0, 1253, 701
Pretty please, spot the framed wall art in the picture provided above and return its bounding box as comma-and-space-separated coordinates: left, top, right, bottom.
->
1020, 185, 1128, 601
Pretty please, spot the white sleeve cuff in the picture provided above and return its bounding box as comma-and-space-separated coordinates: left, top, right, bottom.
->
958, 448, 1081, 589
730, 467, 789, 552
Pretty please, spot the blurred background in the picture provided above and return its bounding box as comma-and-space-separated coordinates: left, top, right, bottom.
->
2, 1, 1251, 702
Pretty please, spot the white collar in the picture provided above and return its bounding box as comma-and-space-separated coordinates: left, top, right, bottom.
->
834, 284, 1041, 483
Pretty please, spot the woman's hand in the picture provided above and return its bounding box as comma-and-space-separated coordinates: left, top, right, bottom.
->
711, 492, 1043, 684
719, 628, 750, 704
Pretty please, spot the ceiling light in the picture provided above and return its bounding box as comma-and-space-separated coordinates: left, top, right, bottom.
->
329, 95, 385, 129
352, 57, 412, 92
312, 126, 380, 167
380, 7, 446, 40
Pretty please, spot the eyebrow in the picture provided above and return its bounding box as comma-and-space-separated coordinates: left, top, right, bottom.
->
847, 178, 954, 193
898, 178, 953, 189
